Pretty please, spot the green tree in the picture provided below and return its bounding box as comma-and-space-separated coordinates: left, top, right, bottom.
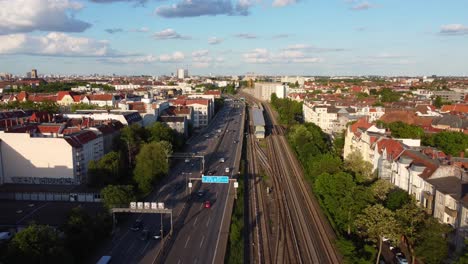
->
424, 131, 468, 156
305, 153, 343, 183
133, 141, 170, 194
433, 96, 444, 108
415, 218, 451, 264
344, 150, 374, 183
379, 88, 401, 103
287, 123, 329, 163
7, 224, 71, 264
384, 121, 425, 139
101, 185, 136, 209
120, 124, 147, 167
370, 179, 394, 201
396, 199, 427, 264
87, 151, 122, 187
385, 189, 410, 211
315, 172, 374, 235
355, 204, 401, 264
149, 122, 174, 143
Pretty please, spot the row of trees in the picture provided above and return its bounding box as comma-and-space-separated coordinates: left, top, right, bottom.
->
92, 122, 182, 208
0, 100, 59, 113
270, 93, 303, 126
286, 123, 451, 263
19, 82, 115, 93
0, 207, 111, 264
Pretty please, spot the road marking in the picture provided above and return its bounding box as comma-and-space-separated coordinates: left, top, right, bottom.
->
212, 184, 231, 264
200, 235, 205, 248
193, 216, 198, 226
16, 202, 49, 225
141, 239, 151, 254
200, 203, 203, 209
206, 216, 211, 227
177, 259, 181, 264
184, 235, 191, 248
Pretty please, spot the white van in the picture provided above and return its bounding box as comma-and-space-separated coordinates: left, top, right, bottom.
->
225, 167, 230, 173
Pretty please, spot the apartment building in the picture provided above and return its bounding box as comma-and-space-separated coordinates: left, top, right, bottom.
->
170, 98, 212, 128
0, 125, 104, 185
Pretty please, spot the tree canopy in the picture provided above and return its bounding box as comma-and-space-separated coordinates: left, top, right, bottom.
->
101, 185, 136, 209
133, 141, 171, 194
424, 131, 468, 156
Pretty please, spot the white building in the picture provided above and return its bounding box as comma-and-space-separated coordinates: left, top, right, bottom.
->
114, 83, 141, 91
0, 127, 104, 185
170, 98, 212, 128
252, 82, 287, 101
177, 68, 189, 79
64, 110, 143, 126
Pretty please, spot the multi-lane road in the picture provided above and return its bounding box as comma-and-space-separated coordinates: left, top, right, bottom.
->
95, 98, 244, 264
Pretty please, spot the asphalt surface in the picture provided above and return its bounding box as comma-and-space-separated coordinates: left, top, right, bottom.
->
94, 99, 244, 264
164, 100, 244, 264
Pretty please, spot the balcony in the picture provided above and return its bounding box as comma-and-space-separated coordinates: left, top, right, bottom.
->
445, 206, 458, 218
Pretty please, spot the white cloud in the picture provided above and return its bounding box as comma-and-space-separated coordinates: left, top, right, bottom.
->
283, 43, 346, 53
350, 1, 374, 10
153, 28, 191, 40
0, 32, 114, 56
440, 24, 468, 35
192, 50, 209, 57
272, 0, 297, 7
0, 0, 91, 35
155, 0, 251, 18
130, 27, 150, 33
243, 48, 323, 64
208, 37, 223, 45
104, 55, 159, 64
235, 33, 257, 39
159, 51, 185, 62
243, 48, 270, 63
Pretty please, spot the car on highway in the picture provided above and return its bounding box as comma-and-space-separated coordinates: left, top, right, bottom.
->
185, 159, 190, 163
174, 182, 183, 190
208, 170, 216, 175
225, 167, 230, 173
140, 228, 149, 241
130, 220, 143, 231
197, 190, 205, 197
233, 140, 237, 144
204, 200, 211, 208
153, 230, 162, 240
220, 158, 224, 163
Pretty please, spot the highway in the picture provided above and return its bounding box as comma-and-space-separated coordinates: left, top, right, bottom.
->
163, 99, 244, 264
94, 98, 244, 264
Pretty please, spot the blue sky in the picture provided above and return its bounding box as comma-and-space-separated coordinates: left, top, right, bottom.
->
0, 0, 467, 76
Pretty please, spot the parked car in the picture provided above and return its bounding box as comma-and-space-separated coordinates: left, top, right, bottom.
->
130, 220, 143, 231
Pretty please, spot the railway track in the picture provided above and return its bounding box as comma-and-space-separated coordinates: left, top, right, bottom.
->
241, 92, 340, 264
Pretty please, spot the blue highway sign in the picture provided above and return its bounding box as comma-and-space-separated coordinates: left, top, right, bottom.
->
202, 175, 229, 183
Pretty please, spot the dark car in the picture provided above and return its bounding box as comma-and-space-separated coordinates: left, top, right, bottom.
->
130, 220, 143, 231
208, 170, 215, 175
174, 182, 183, 190
140, 228, 149, 241
197, 190, 206, 197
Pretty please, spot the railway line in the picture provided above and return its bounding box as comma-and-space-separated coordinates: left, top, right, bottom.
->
241, 91, 341, 264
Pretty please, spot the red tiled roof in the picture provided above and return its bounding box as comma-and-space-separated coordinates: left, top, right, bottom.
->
29, 95, 57, 102
72, 95, 82, 102
441, 104, 468, 114
88, 94, 114, 101
377, 138, 405, 161
17, 91, 29, 101
57, 91, 76, 101
36, 124, 61, 134
350, 117, 372, 133
186, 99, 209, 106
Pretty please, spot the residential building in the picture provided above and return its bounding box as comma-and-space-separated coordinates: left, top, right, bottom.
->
177, 68, 188, 79
64, 110, 143, 126
0, 126, 104, 185
434, 90, 467, 103
251, 82, 287, 101
159, 116, 188, 137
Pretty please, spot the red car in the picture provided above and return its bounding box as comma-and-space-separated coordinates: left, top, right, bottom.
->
204, 200, 211, 208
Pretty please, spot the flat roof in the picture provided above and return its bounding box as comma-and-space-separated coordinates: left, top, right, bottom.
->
252, 108, 265, 126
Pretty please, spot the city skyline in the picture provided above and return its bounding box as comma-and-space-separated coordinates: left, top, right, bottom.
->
1, 0, 468, 76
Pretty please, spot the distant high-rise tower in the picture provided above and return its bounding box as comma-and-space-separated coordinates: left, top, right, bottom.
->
31, 69, 38, 79
177, 68, 188, 79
